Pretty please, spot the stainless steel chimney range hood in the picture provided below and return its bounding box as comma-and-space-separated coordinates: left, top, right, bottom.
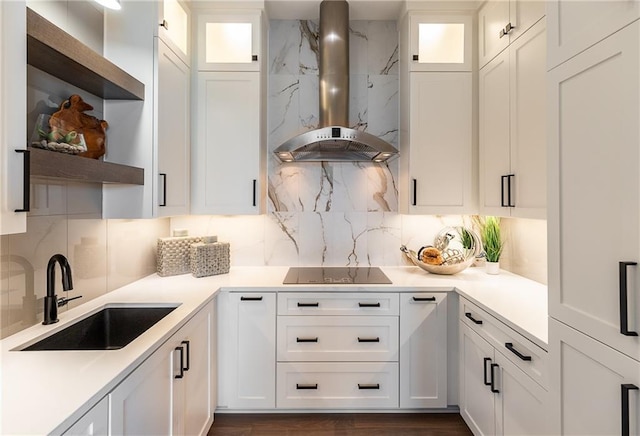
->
274, 0, 399, 163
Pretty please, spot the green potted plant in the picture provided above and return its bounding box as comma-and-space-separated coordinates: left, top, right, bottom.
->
480, 216, 503, 274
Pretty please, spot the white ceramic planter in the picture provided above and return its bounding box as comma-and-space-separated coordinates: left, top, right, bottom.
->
485, 261, 500, 275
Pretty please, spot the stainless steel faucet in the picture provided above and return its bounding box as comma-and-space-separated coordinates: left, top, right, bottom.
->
43, 254, 81, 325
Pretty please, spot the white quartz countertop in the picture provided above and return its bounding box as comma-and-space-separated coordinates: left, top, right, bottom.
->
0, 265, 547, 435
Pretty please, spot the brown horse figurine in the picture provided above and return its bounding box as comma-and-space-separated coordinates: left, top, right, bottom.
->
49, 95, 108, 159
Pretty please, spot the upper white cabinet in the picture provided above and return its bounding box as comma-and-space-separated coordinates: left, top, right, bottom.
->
547, 0, 640, 69
156, 37, 190, 217
104, 0, 191, 218
548, 20, 640, 361
158, 0, 190, 65
192, 8, 266, 215
408, 13, 473, 71
0, 0, 27, 235
478, 0, 545, 68
197, 11, 262, 72
399, 293, 448, 408
399, 11, 476, 215
479, 18, 546, 219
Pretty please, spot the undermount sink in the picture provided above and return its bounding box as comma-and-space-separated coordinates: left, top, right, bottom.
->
19, 304, 179, 351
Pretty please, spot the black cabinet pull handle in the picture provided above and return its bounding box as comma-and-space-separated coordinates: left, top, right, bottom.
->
412, 178, 417, 206
296, 337, 318, 343
505, 22, 515, 34
296, 384, 318, 390
619, 262, 638, 336
159, 173, 167, 207
252, 54, 258, 61
358, 384, 380, 390
505, 342, 532, 361
483, 357, 492, 386
508, 174, 515, 207
465, 312, 483, 325
297, 302, 319, 307
412, 54, 419, 61
358, 337, 380, 343
359, 302, 381, 308
181, 340, 190, 371
15, 149, 30, 212
252, 179, 257, 207
240, 296, 263, 301
501, 175, 508, 207
490, 363, 500, 393
160, 19, 168, 30
622, 384, 639, 436
175, 346, 184, 379
413, 296, 436, 302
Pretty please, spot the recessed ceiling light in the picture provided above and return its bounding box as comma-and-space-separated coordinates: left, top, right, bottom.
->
94, 0, 121, 10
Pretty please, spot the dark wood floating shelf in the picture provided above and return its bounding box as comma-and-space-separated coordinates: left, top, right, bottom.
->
29, 147, 144, 185
26, 8, 144, 100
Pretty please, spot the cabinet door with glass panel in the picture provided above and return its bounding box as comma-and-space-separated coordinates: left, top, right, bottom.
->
157, 0, 190, 67
197, 11, 262, 72
408, 13, 473, 72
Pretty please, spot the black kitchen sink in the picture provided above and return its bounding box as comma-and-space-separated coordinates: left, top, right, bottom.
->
20, 305, 178, 351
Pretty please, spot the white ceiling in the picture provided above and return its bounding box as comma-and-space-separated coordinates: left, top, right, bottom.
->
265, 0, 481, 20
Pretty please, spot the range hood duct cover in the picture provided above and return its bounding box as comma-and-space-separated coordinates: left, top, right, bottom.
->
274, 0, 398, 163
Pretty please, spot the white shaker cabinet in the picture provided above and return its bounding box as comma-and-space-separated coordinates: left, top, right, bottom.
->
478, 0, 545, 68
547, 0, 640, 69
217, 292, 276, 409
104, 0, 191, 218
549, 318, 640, 435
192, 72, 263, 214
109, 302, 213, 435
548, 20, 640, 361
62, 397, 109, 436
0, 0, 27, 235
479, 18, 546, 219
399, 293, 448, 408
156, 37, 191, 217
399, 11, 475, 215
459, 299, 549, 436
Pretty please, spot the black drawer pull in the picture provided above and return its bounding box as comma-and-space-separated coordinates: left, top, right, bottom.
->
505, 342, 532, 361
175, 346, 184, 379
297, 302, 319, 307
483, 357, 492, 386
490, 363, 500, 393
296, 337, 318, 343
358, 384, 380, 390
501, 175, 508, 207
181, 340, 190, 371
159, 173, 167, 206
412, 178, 417, 206
622, 384, 639, 436
465, 312, 483, 325
296, 384, 318, 390
15, 149, 30, 212
413, 296, 436, 302
619, 261, 638, 336
358, 302, 381, 308
240, 296, 263, 301
358, 337, 380, 343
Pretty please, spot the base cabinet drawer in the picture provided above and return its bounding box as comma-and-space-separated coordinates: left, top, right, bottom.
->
278, 293, 400, 316
276, 362, 399, 409
277, 316, 399, 362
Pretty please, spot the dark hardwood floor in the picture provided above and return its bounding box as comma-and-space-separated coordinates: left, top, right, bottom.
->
207, 413, 473, 436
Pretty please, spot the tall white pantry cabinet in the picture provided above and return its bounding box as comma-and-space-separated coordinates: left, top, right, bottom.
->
547, 1, 640, 434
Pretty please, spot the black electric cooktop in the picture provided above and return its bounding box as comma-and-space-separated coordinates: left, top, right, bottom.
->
283, 267, 392, 285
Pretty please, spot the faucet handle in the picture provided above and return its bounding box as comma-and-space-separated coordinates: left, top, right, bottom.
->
57, 295, 83, 307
